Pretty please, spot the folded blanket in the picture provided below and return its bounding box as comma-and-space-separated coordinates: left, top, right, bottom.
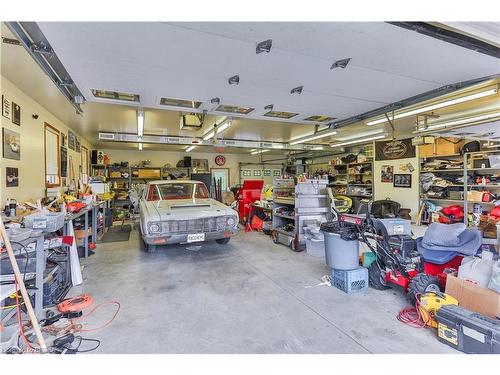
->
418, 227, 482, 256
422, 222, 466, 247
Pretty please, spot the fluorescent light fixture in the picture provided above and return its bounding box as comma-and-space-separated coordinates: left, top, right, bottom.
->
263, 110, 299, 119
160, 97, 202, 109
331, 134, 387, 148
366, 88, 498, 126
215, 104, 254, 115
251, 149, 270, 155
290, 130, 338, 145
336, 128, 386, 141
91, 89, 140, 102
186, 145, 197, 152
138, 143, 143, 151
137, 109, 144, 138
202, 119, 232, 141
303, 115, 335, 123
413, 112, 500, 133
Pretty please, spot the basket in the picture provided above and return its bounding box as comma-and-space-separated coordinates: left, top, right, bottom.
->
331, 267, 368, 294
24, 211, 66, 233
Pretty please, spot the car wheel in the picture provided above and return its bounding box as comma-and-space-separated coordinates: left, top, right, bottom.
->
216, 238, 230, 245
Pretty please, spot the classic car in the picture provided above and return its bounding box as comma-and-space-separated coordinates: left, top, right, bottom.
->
139, 180, 239, 251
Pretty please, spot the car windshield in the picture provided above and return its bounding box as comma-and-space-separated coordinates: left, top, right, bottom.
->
146, 183, 209, 201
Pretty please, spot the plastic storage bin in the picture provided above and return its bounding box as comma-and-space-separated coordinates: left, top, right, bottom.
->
305, 236, 325, 258
331, 267, 369, 294
24, 211, 65, 233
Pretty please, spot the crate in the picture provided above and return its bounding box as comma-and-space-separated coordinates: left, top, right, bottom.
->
24, 211, 65, 233
331, 267, 368, 294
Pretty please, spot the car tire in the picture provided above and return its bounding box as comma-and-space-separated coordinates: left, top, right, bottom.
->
216, 238, 230, 245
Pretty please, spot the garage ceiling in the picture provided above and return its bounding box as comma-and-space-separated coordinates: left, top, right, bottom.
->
37, 22, 499, 123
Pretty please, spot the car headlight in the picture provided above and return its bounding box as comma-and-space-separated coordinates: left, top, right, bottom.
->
226, 216, 237, 227
148, 222, 161, 233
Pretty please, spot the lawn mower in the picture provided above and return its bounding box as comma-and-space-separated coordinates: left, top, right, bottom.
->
339, 199, 463, 302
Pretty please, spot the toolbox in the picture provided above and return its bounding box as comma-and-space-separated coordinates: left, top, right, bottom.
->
436, 304, 500, 354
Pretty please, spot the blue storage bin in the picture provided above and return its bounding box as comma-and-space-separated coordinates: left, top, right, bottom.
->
331, 267, 368, 294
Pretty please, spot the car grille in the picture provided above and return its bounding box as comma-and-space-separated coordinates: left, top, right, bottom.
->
161, 216, 229, 234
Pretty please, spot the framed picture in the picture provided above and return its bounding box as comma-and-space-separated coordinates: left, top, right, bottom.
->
60, 146, 68, 177
2, 128, 21, 160
393, 174, 412, 188
263, 169, 271, 176
75, 137, 81, 152
2, 95, 11, 120
68, 130, 76, 150
253, 170, 262, 177
381, 165, 393, 183
191, 158, 209, 172
11, 102, 21, 125
6, 167, 19, 187
61, 133, 67, 147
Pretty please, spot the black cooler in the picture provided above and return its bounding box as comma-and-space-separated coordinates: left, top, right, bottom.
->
436, 305, 500, 354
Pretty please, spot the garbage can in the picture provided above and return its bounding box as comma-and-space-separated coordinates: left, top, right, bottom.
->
320, 221, 359, 270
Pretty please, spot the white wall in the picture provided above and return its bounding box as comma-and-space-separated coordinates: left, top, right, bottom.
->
102, 149, 264, 187
373, 156, 420, 221
0, 76, 94, 204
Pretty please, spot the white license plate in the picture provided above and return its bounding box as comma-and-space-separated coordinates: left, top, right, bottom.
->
187, 233, 205, 243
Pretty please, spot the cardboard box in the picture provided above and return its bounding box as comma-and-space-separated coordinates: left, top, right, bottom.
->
419, 137, 464, 158
445, 273, 500, 319
138, 169, 161, 179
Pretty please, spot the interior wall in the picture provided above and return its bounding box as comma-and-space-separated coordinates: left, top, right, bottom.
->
102, 149, 262, 186
373, 156, 420, 222
0, 76, 94, 204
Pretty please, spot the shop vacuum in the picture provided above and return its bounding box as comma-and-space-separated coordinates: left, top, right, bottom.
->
436, 305, 500, 354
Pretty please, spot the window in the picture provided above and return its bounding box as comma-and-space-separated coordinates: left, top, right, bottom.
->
81, 145, 89, 185
146, 183, 209, 201
44, 124, 60, 187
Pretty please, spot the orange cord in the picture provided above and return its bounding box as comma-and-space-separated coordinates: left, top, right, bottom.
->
57, 294, 94, 312
14, 279, 35, 352
70, 300, 121, 333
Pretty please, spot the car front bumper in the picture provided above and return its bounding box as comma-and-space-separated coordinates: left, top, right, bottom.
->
142, 227, 239, 245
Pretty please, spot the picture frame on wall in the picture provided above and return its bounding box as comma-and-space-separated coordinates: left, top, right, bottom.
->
6, 167, 19, 187
75, 137, 81, 152
68, 130, 76, 150
2, 95, 11, 120
11, 102, 21, 125
381, 165, 394, 183
2, 128, 21, 160
61, 132, 67, 147
60, 146, 68, 177
393, 174, 412, 188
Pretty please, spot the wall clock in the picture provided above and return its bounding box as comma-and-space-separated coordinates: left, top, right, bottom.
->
215, 154, 226, 166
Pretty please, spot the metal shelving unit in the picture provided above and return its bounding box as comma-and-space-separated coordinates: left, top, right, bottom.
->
272, 178, 296, 248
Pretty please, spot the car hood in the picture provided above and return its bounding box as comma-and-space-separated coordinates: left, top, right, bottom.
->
143, 198, 237, 221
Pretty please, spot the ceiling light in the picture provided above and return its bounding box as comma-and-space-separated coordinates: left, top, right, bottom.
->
330, 134, 387, 148
366, 88, 498, 126
290, 86, 303, 95
256, 39, 272, 54
186, 145, 197, 152
138, 143, 143, 151
202, 118, 232, 141
331, 58, 351, 69
91, 89, 140, 102
290, 130, 338, 145
251, 149, 270, 155
215, 104, 254, 115
413, 112, 500, 133
228, 75, 240, 85
264, 110, 299, 119
137, 109, 144, 138
160, 97, 202, 109
336, 128, 386, 141
303, 115, 335, 122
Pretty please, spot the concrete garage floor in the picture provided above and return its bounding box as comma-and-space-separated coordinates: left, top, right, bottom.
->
73, 226, 455, 354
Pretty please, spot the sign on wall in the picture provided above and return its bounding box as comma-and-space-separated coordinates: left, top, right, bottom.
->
375, 138, 415, 160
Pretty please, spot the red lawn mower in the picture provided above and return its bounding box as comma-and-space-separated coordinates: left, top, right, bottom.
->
341, 199, 465, 302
